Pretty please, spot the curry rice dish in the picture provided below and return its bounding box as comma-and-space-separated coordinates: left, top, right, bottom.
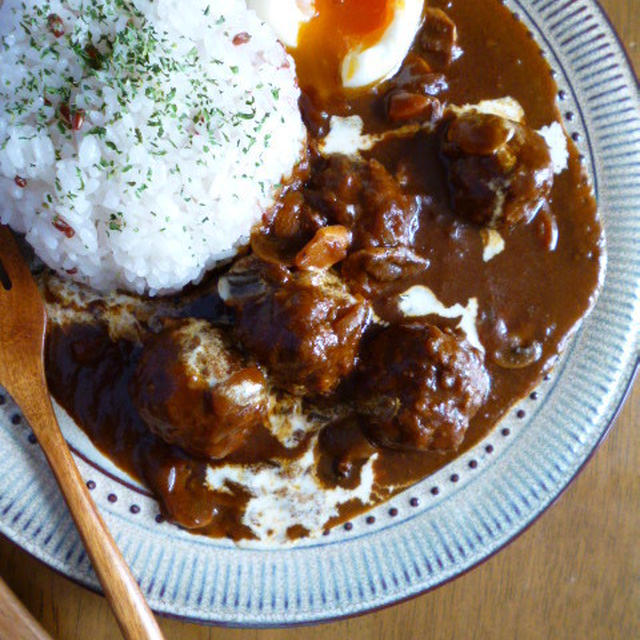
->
1, 0, 604, 543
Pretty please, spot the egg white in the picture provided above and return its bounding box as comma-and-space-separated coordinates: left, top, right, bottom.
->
246, 0, 314, 48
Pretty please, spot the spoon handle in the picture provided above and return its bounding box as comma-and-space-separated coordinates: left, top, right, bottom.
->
0, 576, 52, 640
13, 376, 165, 640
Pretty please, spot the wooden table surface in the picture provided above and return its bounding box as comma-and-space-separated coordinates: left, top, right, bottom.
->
1, 2, 639, 639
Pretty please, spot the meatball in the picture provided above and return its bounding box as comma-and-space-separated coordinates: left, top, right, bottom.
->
220, 256, 372, 396
305, 156, 419, 249
355, 325, 490, 452
441, 111, 554, 229
130, 319, 267, 460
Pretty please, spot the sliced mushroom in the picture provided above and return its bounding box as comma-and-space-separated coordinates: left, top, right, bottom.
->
493, 340, 543, 369
295, 225, 352, 271
218, 256, 289, 305
342, 247, 430, 296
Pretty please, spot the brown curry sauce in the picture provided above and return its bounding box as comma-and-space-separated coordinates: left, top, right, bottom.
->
43, 0, 604, 541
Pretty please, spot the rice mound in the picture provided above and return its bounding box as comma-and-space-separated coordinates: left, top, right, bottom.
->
0, 0, 306, 294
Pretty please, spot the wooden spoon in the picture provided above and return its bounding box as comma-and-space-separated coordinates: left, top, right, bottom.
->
0, 226, 164, 640
0, 576, 52, 640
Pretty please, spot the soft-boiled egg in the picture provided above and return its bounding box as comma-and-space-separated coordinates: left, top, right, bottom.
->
248, 0, 425, 94
339, 0, 425, 89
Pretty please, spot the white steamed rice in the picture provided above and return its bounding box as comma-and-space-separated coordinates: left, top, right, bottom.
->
0, 0, 306, 294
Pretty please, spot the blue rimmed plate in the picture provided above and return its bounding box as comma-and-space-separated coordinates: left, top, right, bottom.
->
1, 0, 639, 626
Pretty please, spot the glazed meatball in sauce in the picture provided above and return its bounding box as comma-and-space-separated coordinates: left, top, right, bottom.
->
220, 256, 372, 396
441, 112, 554, 229
356, 325, 490, 453
130, 320, 267, 460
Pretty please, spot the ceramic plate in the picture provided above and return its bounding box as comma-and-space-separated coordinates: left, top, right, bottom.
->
1, 0, 639, 627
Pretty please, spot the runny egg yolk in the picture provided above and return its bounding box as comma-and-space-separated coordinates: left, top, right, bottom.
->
293, 0, 396, 97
